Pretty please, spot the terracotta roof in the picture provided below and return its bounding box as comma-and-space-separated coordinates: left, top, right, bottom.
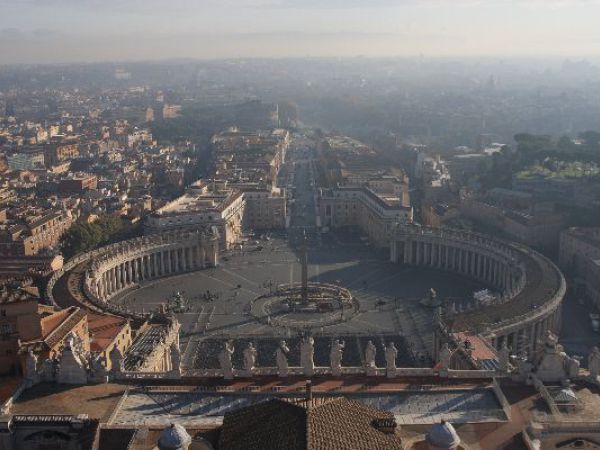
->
40, 308, 72, 337
308, 399, 403, 450
87, 312, 128, 353
42, 306, 87, 348
453, 332, 499, 368
218, 397, 403, 450
219, 398, 306, 450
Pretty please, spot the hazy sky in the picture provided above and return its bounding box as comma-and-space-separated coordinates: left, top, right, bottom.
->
1, 0, 600, 63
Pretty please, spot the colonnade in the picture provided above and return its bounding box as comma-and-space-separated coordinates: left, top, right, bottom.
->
489, 307, 562, 357
85, 230, 219, 302
391, 225, 566, 357
391, 233, 525, 301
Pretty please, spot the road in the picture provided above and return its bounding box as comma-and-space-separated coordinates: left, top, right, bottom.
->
286, 136, 319, 241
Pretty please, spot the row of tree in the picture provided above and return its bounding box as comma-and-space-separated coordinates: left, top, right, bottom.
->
514, 130, 600, 165
60, 217, 141, 258
477, 130, 600, 191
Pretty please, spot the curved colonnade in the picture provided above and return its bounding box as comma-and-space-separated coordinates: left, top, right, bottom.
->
82, 230, 219, 306
391, 225, 566, 357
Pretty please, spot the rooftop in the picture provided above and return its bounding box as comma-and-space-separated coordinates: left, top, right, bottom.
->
88, 312, 128, 353
11, 382, 127, 421
218, 397, 403, 450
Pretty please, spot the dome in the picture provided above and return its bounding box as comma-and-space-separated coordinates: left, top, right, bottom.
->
426, 420, 460, 449
158, 423, 192, 450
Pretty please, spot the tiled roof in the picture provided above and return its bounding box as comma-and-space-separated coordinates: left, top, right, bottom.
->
308, 398, 404, 450
42, 306, 87, 348
218, 397, 403, 450
40, 308, 72, 337
219, 398, 306, 450
87, 312, 127, 353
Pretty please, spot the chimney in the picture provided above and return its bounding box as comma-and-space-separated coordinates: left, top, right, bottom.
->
372, 417, 397, 435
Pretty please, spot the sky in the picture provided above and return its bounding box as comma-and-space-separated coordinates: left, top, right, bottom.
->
1, 0, 600, 63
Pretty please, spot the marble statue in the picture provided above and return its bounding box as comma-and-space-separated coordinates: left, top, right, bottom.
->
420, 288, 441, 308
365, 340, 377, 375
301, 336, 315, 376
567, 355, 581, 379
330, 339, 345, 376
275, 340, 290, 377
109, 346, 125, 375
439, 343, 452, 369
535, 331, 576, 383
92, 356, 109, 383
68, 332, 88, 362
243, 342, 258, 377
434, 305, 442, 324
499, 342, 510, 372
449, 302, 457, 315
24, 349, 38, 386
42, 358, 56, 382
57, 338, 88, 385
385, 342, 398, 378
170, 342, 182, 377
589, 347, 600, 379
219, 341, 235, 380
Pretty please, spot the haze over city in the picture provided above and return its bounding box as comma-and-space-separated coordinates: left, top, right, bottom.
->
2, 0, 600, 63
3, 1, 600, 449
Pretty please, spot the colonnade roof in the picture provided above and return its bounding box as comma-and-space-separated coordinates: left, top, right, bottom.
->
452, 247, 563, 332
394, 225, 565, 333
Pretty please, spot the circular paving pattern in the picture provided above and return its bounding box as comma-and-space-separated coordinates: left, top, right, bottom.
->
250, 282, 358, 330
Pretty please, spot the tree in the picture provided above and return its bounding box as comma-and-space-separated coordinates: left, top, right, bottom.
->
60, 217, 140, 258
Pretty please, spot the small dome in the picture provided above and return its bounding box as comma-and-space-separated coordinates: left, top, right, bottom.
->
426, 420, 460, 449
158, 423, 192, 450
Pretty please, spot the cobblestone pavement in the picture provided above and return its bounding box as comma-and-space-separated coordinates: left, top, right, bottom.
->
115, 231, 488, 369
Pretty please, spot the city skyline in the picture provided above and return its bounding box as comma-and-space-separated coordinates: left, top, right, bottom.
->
1, 0, 600, 63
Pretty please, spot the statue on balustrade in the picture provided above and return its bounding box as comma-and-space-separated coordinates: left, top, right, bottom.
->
92, 355, 109, 383
534, 331, 579, 383
243, 342, 258, 377
109, 346, 125, 375
42, 358, 57, 382
365, 340, 377, 376
276, 340, 290, 377
57, 337, 88, 385
439, 343, 452, 370
330, 339, 345, 376
301, 336, 315, 376
420, 288, 441, 308
499, 342, 510, 372
384, 342, 398, 378
589, 347, 600, 379
567, 355, 581, 379
449, 302, 457, 315
219, 341, 235, 380
24, 349, 39, 386
170, 342, 182, 377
